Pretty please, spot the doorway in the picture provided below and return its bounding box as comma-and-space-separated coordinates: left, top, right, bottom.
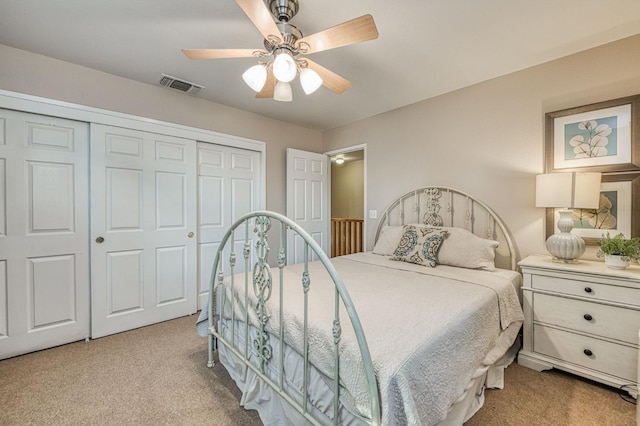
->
326, 146, 366, 257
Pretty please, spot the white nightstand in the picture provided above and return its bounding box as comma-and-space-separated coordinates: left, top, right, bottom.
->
518, 254, 640, 393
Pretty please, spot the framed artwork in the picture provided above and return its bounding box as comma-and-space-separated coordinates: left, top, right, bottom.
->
545, 95, 640, 173
545, 173, 640, 245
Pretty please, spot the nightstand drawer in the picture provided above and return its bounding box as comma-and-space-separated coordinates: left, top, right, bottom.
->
531, 274, 640, 306
534, 325, 637, 382
534, 293, 640, 344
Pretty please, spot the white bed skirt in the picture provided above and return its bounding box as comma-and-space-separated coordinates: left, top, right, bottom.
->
215, 317, 521, 426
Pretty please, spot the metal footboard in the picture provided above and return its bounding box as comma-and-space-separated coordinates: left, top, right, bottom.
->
206, 210, 381, 426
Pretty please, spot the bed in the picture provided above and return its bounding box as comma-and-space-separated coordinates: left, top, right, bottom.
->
197, 186, 524, 425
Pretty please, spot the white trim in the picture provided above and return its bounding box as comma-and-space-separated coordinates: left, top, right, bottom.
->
324, 143, 368, 249
0, 89, 267, 209
0, 89, 264, 150
324, 143, 367, 157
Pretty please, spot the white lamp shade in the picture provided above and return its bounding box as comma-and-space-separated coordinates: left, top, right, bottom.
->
242, 64, 267, 92
535, 172, 601, 209
299, 67, 323, 95
573, 172, 602, 208
273, 81, 293, 102
272, 52, 297, 83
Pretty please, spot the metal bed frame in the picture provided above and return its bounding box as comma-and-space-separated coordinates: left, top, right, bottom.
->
207, 211, 381, 425
205, 186, 518, 426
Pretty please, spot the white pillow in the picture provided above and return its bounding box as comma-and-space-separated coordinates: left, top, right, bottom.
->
372, 225, 404, 255
427, 226, 499, 271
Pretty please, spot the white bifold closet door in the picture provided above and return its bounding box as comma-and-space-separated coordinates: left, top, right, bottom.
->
197, 142, 261, 310
90, 124, 197, 338
0, 109, 89, 360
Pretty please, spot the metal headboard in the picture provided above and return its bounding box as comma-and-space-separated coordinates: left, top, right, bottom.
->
374, 186, 518, 271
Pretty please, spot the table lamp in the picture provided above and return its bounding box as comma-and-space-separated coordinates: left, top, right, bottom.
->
536, 172, 602, 262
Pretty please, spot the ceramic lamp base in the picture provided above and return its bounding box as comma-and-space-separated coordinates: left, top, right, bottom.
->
546, 209, 585, 262
546, 232, 585, 262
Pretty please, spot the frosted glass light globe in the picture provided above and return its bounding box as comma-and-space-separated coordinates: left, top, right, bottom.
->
273, 81, 293, 102
242, 64, 267, 92
299, 67, 323, 94
272, 52, 297, 83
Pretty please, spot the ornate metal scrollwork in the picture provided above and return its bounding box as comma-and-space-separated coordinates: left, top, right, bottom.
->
243, 239, 251, 261
277, 247, 286, 268
252, 216, 273, 373
302, 271, 310, 293
332, 319, 342, 345
422, 188, 444, 226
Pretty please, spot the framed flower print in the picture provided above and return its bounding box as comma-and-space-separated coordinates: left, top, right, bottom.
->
545, 95, 640, 173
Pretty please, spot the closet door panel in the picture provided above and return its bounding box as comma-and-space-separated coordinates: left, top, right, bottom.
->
90, 124, 197, 338
197, 143, 261, 309
0, 261, 7, 338
107, 249, 143, 315
28, 255, 76, 329
0, 109, 89, 360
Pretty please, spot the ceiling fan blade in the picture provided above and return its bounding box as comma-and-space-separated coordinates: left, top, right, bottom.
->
297, 15, 378, 54
256, 67, 276, 98
305, 59, 352, 94
235, 0, 282, 42
182, 49, 262, 60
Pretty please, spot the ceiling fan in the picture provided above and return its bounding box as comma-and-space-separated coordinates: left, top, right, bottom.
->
182, 0, 379, 101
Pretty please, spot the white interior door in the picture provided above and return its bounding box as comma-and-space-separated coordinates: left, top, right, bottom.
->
90, 124, 197, 338
286, 148, 329, 264
0, 109, 89, 360
197, 142, 261, 309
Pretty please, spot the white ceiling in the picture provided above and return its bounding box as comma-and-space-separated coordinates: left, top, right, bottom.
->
2, 0, 640, 131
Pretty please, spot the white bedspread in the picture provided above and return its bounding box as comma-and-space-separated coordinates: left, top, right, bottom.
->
200, 252, 524, 425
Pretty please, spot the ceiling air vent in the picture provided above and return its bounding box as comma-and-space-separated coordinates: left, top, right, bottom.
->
158, 74, 204, 95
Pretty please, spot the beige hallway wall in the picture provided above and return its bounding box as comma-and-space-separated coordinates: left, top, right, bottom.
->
0, 44, 323, 215
331, 159, 364, 219
323, 34, 640, 259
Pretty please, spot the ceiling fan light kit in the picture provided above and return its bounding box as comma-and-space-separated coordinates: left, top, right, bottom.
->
299, 67, 323, 94
272, 50, 297, 83
182, 0, 379, 102
274, 81, 293, 102
242, 64, 268, 92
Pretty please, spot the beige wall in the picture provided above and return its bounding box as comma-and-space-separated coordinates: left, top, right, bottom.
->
323, 34, 640, 259
331, 160, 364, 219
4, 34, 640, 262
0, 44, 323, 215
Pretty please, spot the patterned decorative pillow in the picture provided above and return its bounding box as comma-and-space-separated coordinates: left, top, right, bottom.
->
390, 225, 447, 267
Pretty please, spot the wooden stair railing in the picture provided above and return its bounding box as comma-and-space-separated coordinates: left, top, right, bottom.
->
331, 218, 364, 257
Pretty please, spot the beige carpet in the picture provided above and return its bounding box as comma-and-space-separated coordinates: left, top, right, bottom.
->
1, 315, 635, 425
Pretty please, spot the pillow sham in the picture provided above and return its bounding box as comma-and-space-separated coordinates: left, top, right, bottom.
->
372, 225, 405, 255
390, 225, 447, 267
423, 225, 499, 271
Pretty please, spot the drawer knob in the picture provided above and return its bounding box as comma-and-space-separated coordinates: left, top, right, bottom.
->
584, 287, 592, 293
583, 314, 593, 321
583, 349, 593, 357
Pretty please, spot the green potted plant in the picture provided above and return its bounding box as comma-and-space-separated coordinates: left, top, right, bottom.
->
596, 232, 640, 269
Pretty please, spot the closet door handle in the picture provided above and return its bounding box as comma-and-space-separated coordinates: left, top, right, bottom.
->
96, 236, 104, 243
188, 232, 194, 238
